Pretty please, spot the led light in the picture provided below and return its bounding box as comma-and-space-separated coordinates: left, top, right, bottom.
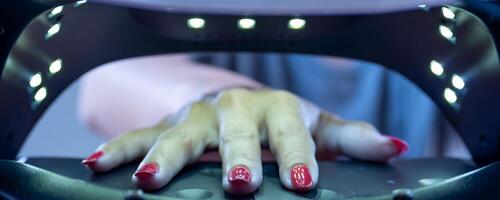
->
288, 18, 306, 30
441, 7, 455, 20
451, 74, 465, 90
30, 73, 42, 88
49, 59, 62, 74
187, 18, 205, 29
46, 23, 61, 38
75, 0, 87, 5
50, 6, 63, 17
430, 60, 444, 76
238, 18, 255, 29
418, 4, 428, 9
419, 178, 444, 186
444, 88, 457, 104
439, 25, 454, 40
34, 87, 47, 102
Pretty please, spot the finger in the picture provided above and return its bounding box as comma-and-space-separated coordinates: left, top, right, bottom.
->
82, 125, 165, 172
315, 112, 408, 162
266, 92, 318, 191
216, 90, 263, 195
132, 103, 217, 190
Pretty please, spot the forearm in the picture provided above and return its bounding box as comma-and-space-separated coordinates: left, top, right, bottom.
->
78, 54, 262, 138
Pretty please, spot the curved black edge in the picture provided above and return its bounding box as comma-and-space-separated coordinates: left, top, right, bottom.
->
411, 161, 500, 200
0, 160, 169, 200
0, 0, 74, 78
354, 161, 500, 200
0, 159, 498, 200
464, 3, 500, 59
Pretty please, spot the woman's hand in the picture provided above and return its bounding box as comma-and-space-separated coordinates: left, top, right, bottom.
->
81, 88, 408, 195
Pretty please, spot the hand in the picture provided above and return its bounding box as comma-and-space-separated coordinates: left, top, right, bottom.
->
81, 88, 408, 195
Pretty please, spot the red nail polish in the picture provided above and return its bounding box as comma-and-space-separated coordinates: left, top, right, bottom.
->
229, 165, 252, 185
290, 163, 313, 191
82, 151, 103, 165
387, 136, 409, 155
134, 162, 159, 179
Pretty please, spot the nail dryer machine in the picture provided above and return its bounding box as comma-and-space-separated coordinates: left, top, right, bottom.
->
1, 0, 500, 199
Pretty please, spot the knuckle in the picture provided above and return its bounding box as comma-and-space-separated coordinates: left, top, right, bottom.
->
179, 135, 195, 158
178, 133, 195, 152
158, 127, 194, 145
220, 127, 258, 143
274, 123, 308, 139
156, 130, 196, 158
272, 133, 314, 156
160, 156, 182, 171
189, 101, 209, 112
226, 155, 258, 166
282, 150, 312, 162
105, 129, 147, 149
215, 89, 248, 106
272, 90, 297, 101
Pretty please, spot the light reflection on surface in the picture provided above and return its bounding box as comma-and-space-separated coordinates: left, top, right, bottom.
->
444, 88, 457, 104
34, 87, 47, 102
451, 74, 465, 90
49, 6, 63, 17
289, 18, 306, 30
29, 73, 42, 88
419, 178, 444, 186
430, 60, 444, 76
49, 59, 62, 74
46, 23, 61, 39
75, 0, 87, 5
417, 4, 429, 11
439, 25, 454, 40
238, 18, 256, 29
441, 7, 455, 20
187, 18, 205, 29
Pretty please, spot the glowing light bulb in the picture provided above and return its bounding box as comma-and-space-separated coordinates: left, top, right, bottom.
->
34, 87, 47, 102
46, 23, 61, 38
439, 25, 454, 40
49, 59, 62, 74
288, 18, 306, 30
75, 0, 87, 5
441, 7, 455, 20
50, 6, 63, 17
444, 88, 457, 104
187, 18, 205, 29
430, 60, 444, 76
30, 73, 42, 88
418, 4, 428, 9
451, 74, 465, 90
419, 178, 443, 186
238, 18, 255, 29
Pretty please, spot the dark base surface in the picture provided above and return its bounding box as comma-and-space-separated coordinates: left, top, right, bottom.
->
19, 157, 476, 199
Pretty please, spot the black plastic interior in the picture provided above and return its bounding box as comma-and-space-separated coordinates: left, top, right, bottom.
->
0, 1, 499, 199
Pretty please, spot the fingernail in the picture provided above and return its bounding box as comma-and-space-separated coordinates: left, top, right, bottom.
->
134, 162, 159, 179
82, 151, 103, 165
290, 163, 313, 191
387, 136, 409, 155
229, 165, 252, 185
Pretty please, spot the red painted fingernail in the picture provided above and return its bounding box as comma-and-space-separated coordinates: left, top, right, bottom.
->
290, 163, 313, 191
387, 136, 409, 155
82, 151, 103, 165
134, 162, 159, 179
229, 165, 252, 185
